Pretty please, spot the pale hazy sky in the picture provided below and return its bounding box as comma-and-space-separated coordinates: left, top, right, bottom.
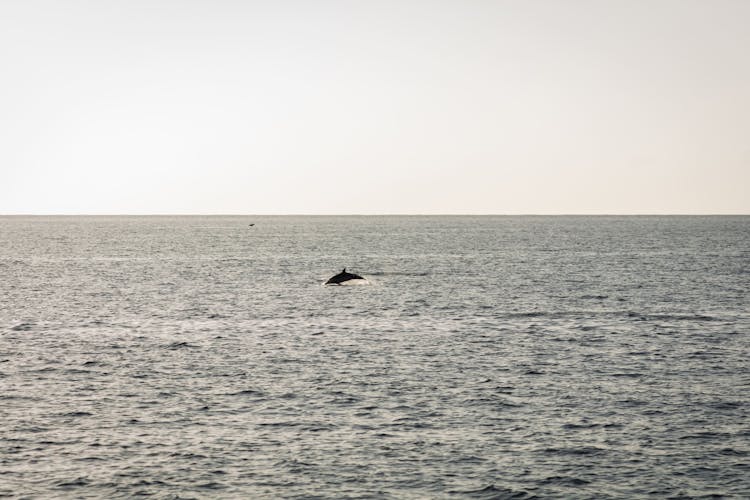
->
1, 0, 748, 214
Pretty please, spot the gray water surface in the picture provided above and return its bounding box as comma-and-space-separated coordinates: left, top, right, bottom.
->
1, 216, 748, 498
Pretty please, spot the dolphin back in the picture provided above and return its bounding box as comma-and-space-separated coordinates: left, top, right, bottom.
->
325, 270, 365, 284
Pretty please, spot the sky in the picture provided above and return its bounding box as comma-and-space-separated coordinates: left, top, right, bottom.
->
1, 0, 748, 214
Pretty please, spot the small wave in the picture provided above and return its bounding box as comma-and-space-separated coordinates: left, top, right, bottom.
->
617, 399, 647, 407
55, 477, 90, 488
17, 425, 49, 433
708, 401, 744, 410
61, 411, 93, 418
228, 389, 265, 397
628, 312, 720, 322
275, 458, 316, 469
367, 271, 429, 276
450, 455, 486, 464
562, 422, 601, 430
543, 446, 607, 456
165, 341, 199, 349
168, 451, 209, 459
491, 309, 723, 323
540, 476, 591, 486
131, 479, 169, 487
10, 322, 34, 331
679, 431, 731, 441
0, 394, 38, 401
455, 484, 531, 499
507, 311, 548, 318
64, 368, 94, 374
463, 397, 521, 408
258, 421, 303, 428
719, 448, 748, 456
28, 366, 57, 373
81, 360, 108, 367
38, 439, 80, 446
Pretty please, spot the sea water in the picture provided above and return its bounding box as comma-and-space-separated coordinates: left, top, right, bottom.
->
1, 215, 748, 498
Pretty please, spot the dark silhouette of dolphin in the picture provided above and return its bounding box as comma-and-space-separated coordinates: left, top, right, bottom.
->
325, 268, 365, 285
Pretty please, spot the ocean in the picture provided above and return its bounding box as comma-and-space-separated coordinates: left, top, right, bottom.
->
1, 215, 748, 498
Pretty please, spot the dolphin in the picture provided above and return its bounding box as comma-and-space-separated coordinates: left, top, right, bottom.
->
325, 268, 366, 285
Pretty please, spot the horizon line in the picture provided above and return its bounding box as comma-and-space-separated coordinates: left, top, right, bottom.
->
1, 213, 748, 217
